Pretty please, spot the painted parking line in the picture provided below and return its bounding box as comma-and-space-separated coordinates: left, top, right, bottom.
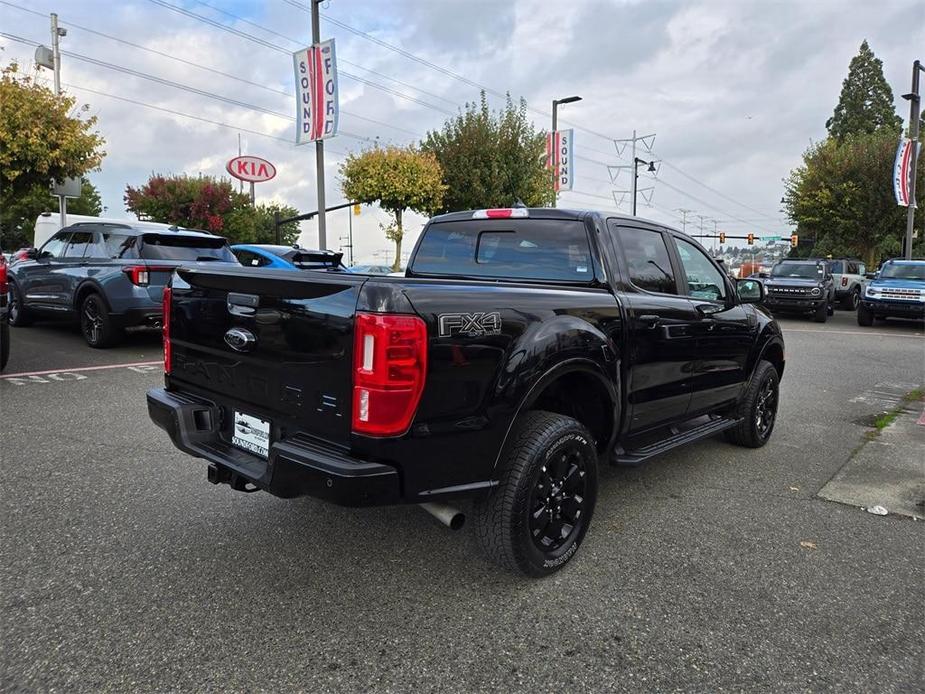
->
0, 360, 161, 384
783, 328, 924, 339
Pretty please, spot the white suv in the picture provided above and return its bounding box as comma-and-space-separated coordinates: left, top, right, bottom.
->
826, 258, 866, 310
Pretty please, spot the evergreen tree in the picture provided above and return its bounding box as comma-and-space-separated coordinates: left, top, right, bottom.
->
825, 40, 902, 141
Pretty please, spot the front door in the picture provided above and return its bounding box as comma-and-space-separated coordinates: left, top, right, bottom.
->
609, 223, 700, 432
670, 234, 754, 414
18, 231, 72, 311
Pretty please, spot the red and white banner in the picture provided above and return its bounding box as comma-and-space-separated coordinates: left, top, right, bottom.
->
546, 129, 574, 192
893, 137, 917, 207
293, 39, 339, 144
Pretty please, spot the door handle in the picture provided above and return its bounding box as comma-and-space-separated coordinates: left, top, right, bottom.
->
637, 314, 660, 327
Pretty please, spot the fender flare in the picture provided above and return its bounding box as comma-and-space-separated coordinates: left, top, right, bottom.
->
751, 334, 785, 382
492, 357, 620, 470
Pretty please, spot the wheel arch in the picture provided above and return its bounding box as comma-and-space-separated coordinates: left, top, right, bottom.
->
73, 280, 113, 313
495, 358, 619, 468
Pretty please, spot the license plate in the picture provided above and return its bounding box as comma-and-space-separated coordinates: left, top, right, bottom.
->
231, 411, 271, 459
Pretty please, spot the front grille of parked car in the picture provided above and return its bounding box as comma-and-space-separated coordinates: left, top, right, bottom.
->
879, 288, 921, 301
768, 287, 808, 295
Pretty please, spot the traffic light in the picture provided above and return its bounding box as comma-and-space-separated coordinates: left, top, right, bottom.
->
719, 232, 726, 244
747, 233, 755, 245
790, 233, 799, 248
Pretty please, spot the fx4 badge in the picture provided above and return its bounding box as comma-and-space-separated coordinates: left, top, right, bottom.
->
438, 312, 502, 338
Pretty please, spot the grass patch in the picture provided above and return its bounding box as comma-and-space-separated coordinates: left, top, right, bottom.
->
902, 386, 924, 403
873, 410, 901, 430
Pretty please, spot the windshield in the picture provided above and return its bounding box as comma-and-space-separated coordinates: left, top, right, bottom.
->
770, 263, 823, 279
140, 233, 236, 262
879, 263, 925, 281
412, 219, 594, 282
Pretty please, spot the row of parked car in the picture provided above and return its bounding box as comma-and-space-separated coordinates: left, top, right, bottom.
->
0, 222, 394, 366
750, 257, 925, 325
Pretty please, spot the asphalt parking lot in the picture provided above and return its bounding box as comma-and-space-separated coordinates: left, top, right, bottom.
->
1, 312, 923, 692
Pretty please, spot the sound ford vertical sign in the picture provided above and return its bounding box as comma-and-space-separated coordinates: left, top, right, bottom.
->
293, 39, 339, 144
893, 137, 918, 207
546, 129, 575, 192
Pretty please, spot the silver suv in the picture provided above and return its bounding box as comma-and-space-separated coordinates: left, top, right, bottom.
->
826, 258, 866, 310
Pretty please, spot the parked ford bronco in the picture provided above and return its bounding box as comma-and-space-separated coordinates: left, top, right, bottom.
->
825, 258, 866, 310
762, 259, 835, 322
857, 258, 925, 325
147, 208, 785, 576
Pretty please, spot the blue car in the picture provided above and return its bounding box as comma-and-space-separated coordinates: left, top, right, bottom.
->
231, 244, 345, 271
858, 258, 925, 325
8, 222, 238, 347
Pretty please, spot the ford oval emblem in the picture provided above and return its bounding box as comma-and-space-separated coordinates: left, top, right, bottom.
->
224, 327, 256, 353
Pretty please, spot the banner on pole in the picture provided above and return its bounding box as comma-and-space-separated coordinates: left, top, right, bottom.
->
893, 137, 917, 207
546, 129, 575, 192
293, 39, 339, 144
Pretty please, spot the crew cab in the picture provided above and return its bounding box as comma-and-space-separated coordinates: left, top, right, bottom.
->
7, 223, 238, 347
762, 259, 835, 322
857, 258, 925, 325
147, 208, 785, 576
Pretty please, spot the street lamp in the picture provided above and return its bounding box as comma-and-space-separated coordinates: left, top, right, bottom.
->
551, 95, 582, 207
632, 157, 656, 216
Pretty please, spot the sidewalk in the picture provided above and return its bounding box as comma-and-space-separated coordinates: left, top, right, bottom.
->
819, 398, 925, 519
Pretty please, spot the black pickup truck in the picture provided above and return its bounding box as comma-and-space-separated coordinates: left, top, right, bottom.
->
148, 208, 784, 576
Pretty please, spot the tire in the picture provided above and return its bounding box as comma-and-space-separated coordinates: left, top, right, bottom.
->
7, 282, 33, 327
80, 293, 122, 348
0, 321, 8, 372
473, 411, 598, 577
857, 303, 874, 326
724, 360, 780, 448
826, 299, 834, 316
840, 288, 860, 311
813, 301, 828, 323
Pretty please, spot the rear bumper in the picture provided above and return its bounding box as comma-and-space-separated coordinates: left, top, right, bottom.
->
146, 387, 401, 506
860, 300, 925, 319
113, 306, 162, 329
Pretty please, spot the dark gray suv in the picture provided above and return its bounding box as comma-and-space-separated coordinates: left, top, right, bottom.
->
7, 222, 238, 347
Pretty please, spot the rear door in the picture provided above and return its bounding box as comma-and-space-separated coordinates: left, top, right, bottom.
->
607, 221, 699, 432
670, 233, 753, 414
53, 229, 95, 308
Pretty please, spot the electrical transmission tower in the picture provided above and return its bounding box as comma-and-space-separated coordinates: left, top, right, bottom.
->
609, 130, 659, 214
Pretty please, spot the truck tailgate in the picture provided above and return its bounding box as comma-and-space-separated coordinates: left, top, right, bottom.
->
168, 266, 366, 447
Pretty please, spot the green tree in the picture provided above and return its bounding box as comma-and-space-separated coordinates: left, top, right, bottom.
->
0, 178, 103, 248
0, 62, 106, 247
340, 146, 445, 270
421, 92, 552, 212
225, 202, 301, 245
783, 132, 924, 266
825, 40, 902, 141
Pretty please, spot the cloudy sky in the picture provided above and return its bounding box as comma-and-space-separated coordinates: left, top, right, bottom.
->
1, 0, 922, 261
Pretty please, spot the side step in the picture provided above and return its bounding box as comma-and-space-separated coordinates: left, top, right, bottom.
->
612, 417, 740, 467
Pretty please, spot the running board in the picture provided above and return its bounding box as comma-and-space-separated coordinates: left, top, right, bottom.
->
612, 417, 740, 467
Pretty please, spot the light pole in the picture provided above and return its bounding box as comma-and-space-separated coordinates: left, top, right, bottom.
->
551, 95, 581, 207
310, 0, 327, 249
632, 157, 656, 216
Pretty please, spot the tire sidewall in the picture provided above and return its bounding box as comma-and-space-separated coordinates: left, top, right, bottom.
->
8, 282, 27, 326
747, 364, 779, 445
81, 293, 111, 347
514, 428, 598, 576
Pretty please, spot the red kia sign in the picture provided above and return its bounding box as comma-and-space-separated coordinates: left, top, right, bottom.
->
226, 155, 277, 183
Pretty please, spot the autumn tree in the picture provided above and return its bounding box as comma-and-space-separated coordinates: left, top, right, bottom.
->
421, 92, 552, 212
0, 62, 105, 248
826, 40, 902, 141
340, 146, 445, 270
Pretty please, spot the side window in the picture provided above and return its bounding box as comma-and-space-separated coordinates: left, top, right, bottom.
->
674, 237, 727, 302
617, 227, 677, 294
63, 231, 94, 258
101, 233, 136, 259
39, 232, 70, 259
233, 250, 267, 267
858, 263, 866, 276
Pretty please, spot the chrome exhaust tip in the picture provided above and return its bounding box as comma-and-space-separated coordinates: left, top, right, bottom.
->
420, 502, 465, 530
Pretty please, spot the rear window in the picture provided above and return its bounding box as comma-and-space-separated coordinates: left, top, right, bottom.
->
411, 220, 593, 282
140, 233, 236, 262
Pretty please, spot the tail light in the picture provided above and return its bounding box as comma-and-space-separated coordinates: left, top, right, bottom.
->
472, 208, 529, 219
123, 265, 173, 286
841, 276, 848, 287
352, 312, 428, 437
0, 260, 7, 296
162, 285, 172, 374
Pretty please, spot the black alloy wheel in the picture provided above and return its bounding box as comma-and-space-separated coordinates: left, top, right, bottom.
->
7, 283, 32, 327
529, 446, 588, 553
80, 293, 121, 348
725, 359, 780, 448
754, 375, 778, 441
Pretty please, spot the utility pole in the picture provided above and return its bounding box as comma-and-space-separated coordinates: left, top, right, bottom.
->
311, 0, 327, 249
550, 95, 582, 207
238, 133, 243, 194
676, 208, 694, 234
901, 59, 924, 259
51, 13, 67, 228
613, 130, 657, 216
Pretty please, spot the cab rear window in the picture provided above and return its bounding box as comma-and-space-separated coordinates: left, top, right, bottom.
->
139, 234, 235, 262
411, 220, 593, 282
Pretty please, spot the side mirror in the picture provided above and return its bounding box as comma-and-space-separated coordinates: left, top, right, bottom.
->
25, 247, 38, 259
737, 278, 765, 304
